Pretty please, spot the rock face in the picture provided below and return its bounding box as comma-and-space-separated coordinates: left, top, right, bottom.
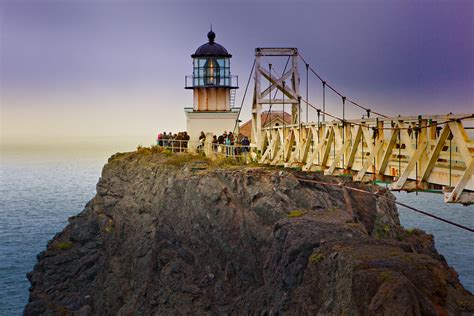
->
25, 149, 474, 315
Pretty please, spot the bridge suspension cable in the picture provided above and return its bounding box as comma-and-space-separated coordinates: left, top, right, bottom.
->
233, 59, 256, 134
249, 47, 473, 205
298, 52, 473, 130
298, 52, 389, 119
300, 96, 473, 132
253, 48, 473, 133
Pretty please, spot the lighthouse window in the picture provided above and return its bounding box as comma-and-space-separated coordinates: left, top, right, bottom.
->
204, 58, 220, 85
192, 57, 231, 87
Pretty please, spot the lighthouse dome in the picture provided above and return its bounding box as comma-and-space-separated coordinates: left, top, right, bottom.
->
191, 31, 232, 58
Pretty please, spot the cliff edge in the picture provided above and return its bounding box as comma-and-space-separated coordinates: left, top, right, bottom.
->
25, 149, 474, 315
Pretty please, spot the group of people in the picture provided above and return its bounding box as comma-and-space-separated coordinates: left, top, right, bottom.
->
208, 131, 251, 157
156, 131, 190, 152
156, 130, 251, 158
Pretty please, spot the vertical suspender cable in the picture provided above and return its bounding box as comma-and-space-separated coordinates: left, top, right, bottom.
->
269, 64, 272, 128
398, 126, 401, 178
416, 116, 422, 194
449, 136, 452, 187
317, 109, 321, 165
269, 64, 272, 160
298, 96, 302, 161
306, 63, 309, 123
373, 123, 377, 181
415, 125, 419, 195
322, 81, 326, 123
283, 80, 286, 160
342, 96, 346, 169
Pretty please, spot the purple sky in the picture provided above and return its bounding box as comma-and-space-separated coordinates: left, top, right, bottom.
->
1, 0, 473, 149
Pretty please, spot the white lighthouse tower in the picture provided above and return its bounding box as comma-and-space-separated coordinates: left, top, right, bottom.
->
185, 29, 239, 145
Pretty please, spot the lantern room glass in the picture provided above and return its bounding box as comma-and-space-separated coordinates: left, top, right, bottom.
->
193, 57, 230, 86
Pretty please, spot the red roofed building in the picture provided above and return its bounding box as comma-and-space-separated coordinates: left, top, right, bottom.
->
239, 111, 292, 138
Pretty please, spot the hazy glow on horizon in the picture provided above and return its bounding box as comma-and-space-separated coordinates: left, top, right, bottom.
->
1, 0, 473, 152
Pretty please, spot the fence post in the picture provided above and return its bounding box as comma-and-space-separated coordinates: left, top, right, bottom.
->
204, 133, 214, 158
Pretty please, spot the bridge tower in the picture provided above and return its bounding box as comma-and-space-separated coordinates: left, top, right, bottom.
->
185, 29, 239, 145
251, 48, 300, 149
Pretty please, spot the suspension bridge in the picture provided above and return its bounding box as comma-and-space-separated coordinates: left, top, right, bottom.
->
237, 48, 474, 205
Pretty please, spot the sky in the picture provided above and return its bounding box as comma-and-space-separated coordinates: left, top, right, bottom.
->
1, 0, 473, 152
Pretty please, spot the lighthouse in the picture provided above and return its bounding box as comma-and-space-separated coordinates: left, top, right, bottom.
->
185, 29, 239, 146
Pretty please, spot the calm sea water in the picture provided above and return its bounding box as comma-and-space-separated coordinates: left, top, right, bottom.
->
0, 154, 473, 315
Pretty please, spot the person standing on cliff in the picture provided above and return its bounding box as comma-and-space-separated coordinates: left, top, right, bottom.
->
157, 132, 163, 146
225, 132, 234, 157
183, 132, 190, 151
197, 131, 206, 152
176, 132, 184, 152
162, 132, 169, 147
241, 136, 250, 162
171, 133, 178, 152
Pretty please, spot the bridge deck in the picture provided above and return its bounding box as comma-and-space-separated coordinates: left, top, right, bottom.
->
258, 114, 474, 204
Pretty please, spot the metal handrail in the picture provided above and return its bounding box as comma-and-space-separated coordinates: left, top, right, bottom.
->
155, 139, 254, 160
185, 75, 239, 88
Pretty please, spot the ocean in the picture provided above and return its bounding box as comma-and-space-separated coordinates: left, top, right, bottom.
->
0, 153, 473, 315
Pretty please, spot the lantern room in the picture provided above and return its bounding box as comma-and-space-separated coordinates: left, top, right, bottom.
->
184, 29, 240, 146
185, 30, 238, 112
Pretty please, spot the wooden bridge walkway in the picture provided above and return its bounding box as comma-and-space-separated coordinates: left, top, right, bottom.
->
258, 114, 473, 204
246, 48, 473, 204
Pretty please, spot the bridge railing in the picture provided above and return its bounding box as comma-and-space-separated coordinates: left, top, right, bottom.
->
258, 113, 474, 204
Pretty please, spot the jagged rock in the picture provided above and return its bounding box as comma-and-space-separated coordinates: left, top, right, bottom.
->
25, 150, 474, 315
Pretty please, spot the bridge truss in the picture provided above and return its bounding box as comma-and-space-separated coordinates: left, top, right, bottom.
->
250, 48, 474, 204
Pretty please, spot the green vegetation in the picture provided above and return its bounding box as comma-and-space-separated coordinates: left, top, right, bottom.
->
136, 145, 165, 155
288, 210, 305, 218
405, 227, 421, 237
207, 156, 241, 168
162, 149, 173, 157
338, 173, 353, 179
163, 153, 206, 166
394, 227, 422, 241
108, 152, 127, 162
380, 271, 393, 282
54, 241, 73, 250
104, 219, 114, 233
109, 145, 269, 171
308, 252, 325, 265
375, 223, 390, 239
395, 233, 404, 241
374, 216, 391, 239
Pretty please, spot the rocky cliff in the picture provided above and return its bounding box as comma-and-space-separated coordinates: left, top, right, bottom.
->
25, 148, 474, 315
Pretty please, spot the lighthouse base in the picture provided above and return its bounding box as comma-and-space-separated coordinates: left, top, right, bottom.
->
185, 108, 240, 148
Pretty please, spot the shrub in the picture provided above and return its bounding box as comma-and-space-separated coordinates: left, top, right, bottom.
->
288, 210, 305, 218
54, 241, 73, 250
380, 271, 393, 282
309, 252, 325, 265
405, 227, 421, 237
375, 223, 390, 238
374, 215, 391, 239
